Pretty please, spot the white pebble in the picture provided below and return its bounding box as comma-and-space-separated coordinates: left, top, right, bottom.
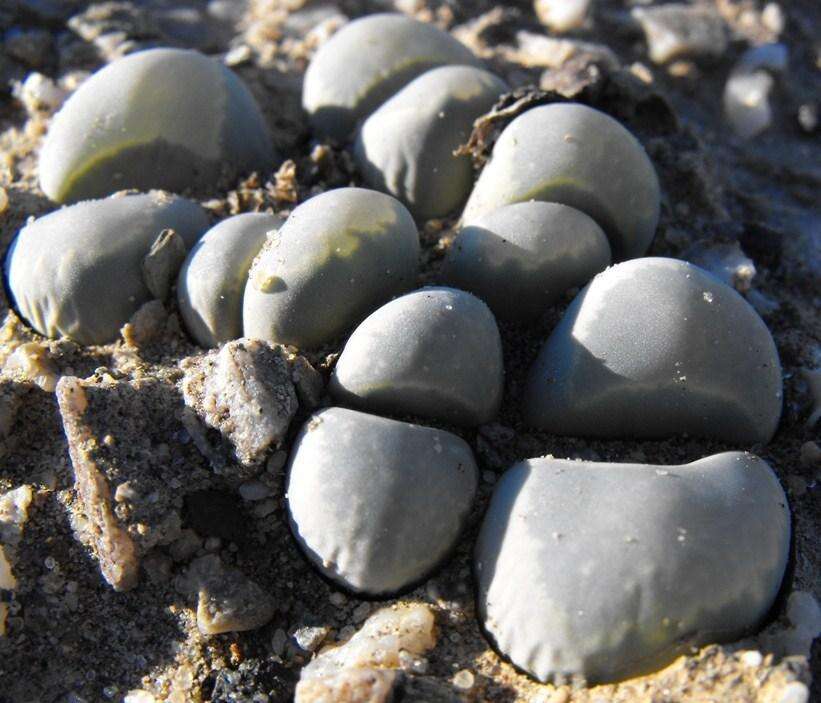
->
780, 682, 809, 703
123, 692, 156, 703
534, 0, 590, 33
452, 669, 475, 690
724, 70, 774, 139
740, 650, 763, 667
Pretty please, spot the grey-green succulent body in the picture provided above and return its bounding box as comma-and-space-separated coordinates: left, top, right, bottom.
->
6, 192, 209, 345
462, 103, 661, 260
476, 452, 790, 683
178, 213, 283, 348
242, 187, 420, 350
302, 13, 479, 142
330, 287, 504, 426
523, 257, 783, 443
355, 65, 508, 219
39, 48, 274, 203
287, 407, 478, 595
443, 201, 611, 321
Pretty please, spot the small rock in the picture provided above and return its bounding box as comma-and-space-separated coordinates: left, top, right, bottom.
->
189, 555, 275, 635
142, 229, 187, 301
272, 628, 288, 657
686, 240, 756, 292
797, 104, 817, 133
0, 484, 34, 591
329, 592, 347, 608
3, 342, 58, 392
123, 691, 156, 703
509, 32, 619, 70
56, 374, 203, 590
296, 669, 397, 703
287, 354, 324, 410
238, 480, 272, 502
224, 44, 252, 66
294, 626, 330, 652
632, 4, 727, 65
761, 3, 786, 36
779, 682, 810, 703
724, 45, 787, 139
534, 0, 590, 33
799, 441, 820, 467
452, 669, 474, 691
266, 450, 288, 474
120, 300, 168, 348
740, 650, 763, 668
180, 339, 299, 468
15, 72, 67, 113
169, 529, 202, 562
721, 74, 761, 126
296, 604, 436, 698
786, 591, 821, 635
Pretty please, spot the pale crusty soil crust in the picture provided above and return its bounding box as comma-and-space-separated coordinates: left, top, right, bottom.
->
0, 1, 818, 701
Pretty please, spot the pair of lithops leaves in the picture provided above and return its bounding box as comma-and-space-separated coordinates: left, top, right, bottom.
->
304, 13, 659, 243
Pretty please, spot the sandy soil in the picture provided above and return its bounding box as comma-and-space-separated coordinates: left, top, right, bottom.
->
0, 1, 818, 702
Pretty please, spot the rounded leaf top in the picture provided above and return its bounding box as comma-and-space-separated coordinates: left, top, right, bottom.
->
39, 48, 275, 203
242, 187, 420, 350
6, 191, 209, 344
462, 103, 661, 260
303, 14, 479, 142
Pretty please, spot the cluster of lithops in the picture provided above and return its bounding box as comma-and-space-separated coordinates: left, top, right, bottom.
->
2, 10, 793, 691
304, 13, 508, 219
287, 288, 503, 595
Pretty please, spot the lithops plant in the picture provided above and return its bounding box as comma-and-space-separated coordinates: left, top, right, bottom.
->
39, 47, 275, 203
354, 65, 508, 220
178, 213, 283, 348
302, 13, 479, 142
523, 257, 783, 443
243, 188, 420, 350
462, 103, 661, 260
329, 287, 504, 426
6, 191, 209, 345
475, 452, 790, 684
442, 202, 611, 321
287, 407, 478, 595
